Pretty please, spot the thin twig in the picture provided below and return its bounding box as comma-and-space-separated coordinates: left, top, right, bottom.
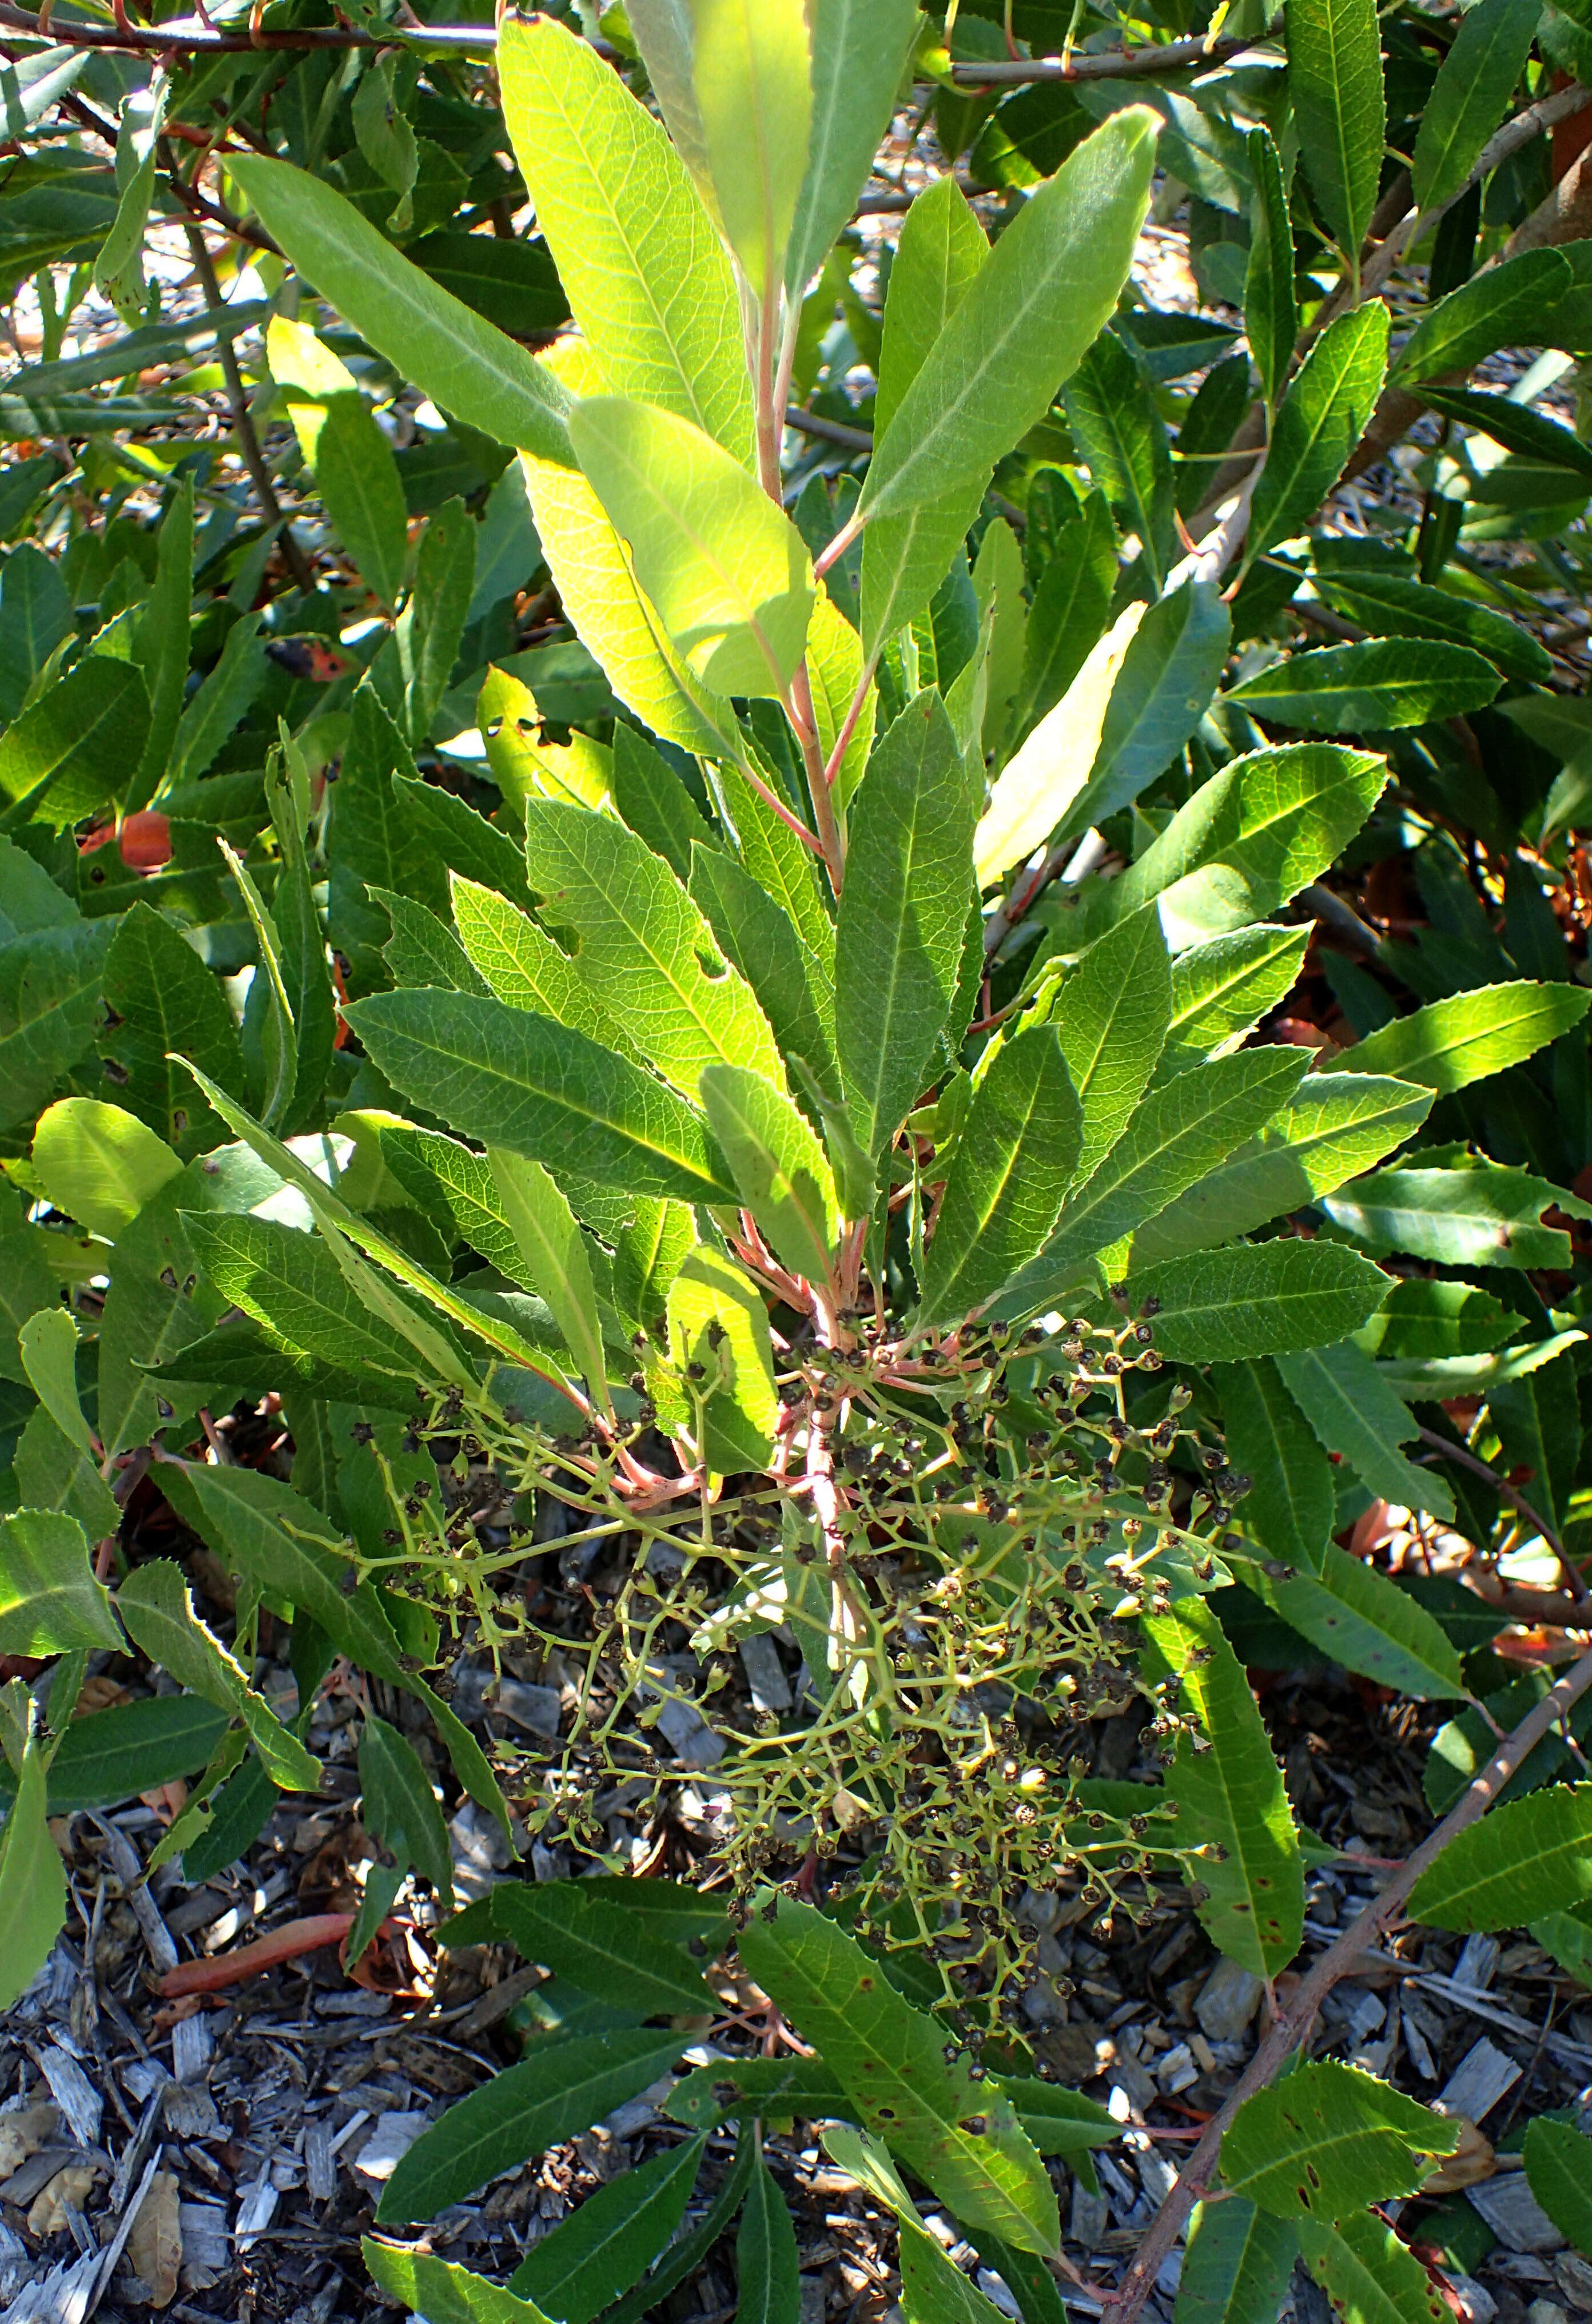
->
1416, 1424, 1590, 1605
178, 216, 315, 595
1114, 1635, 1592, 2324
786, 405, 873, 452
946, 28, 1256, 82
0, 0, 494, 48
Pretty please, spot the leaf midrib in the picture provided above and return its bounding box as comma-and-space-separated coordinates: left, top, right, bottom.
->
373, 1004, 726, 1192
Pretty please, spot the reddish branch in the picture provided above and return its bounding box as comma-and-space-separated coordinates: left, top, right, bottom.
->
158, 1912, 358, 1995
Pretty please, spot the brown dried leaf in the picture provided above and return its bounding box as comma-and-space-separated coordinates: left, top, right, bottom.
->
125, 2169, 182, 2309
26, 2164, 97, 2238
0, 2105, 61, 2181
1423, 2119, 1495, 2194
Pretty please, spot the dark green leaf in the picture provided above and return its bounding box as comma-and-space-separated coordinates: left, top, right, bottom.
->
1223, 2062, 1458, 2218
1392, 250, 1574, 386
440, 1879, 713, 2016
508, 2136, 706, 2321
376, 2031, 686, 2223
1247, 307, 1388, 568
1227, 640, 1499, 729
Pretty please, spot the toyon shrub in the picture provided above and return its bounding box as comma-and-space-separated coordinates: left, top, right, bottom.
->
2, 0, 1592, 2319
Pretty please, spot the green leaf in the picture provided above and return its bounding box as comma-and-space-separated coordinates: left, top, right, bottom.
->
488, 1152, 609, 1408
1274, 1339, 1453, 1521
346, 989, 736, 1205
691, 0, 810, 300
0, 651, 148, 830
0, 547, 70, 729
1159, 925, 1311, 1079
18, 1305, 93, 1459
918, 1024, 1081, 1326
858, 108, 1158, 527
452, 876, 631, 1054
1, 1692, 226, 1814
837, 692, 978, 1157
1089, 743, 1390, 953
1227, 640, 1500, 730
1523, 2119, 1592, 2258
1245, 128, 1298, 413
700, 1063, 841, 1283
161, 611, 264, 792
508, 2138, 707, 2321
30, 1095, 180, 1244
1246, 307, 1388, 568
1333, 981, 1591, 1093
609, 720, 707, 878
1411, 1783, 1592, 1931
1414, 0, 1541, 211
1055, 902, 1173, 1188
0, 1509, 120, 1655
714, 758, 835, 972
224, 841, 297, 1135
860, 178, 990, 656
1140, 1594, 1303, 1977
739, 1893, 1059, 2255
1296, 2211, 1452, 2324
1531, 1899, 1592, 1990
397, 498, 476, 747
1355, 1278, 1522, 1362
229, 156, 574, 466
605, 2143, 755, 2324
974, 605, 1142, 889
1229, 1543, 1467, 1700
823, 2126, 1014, 2324
522, 800, 786, 1099
363, 2239, 554, 2324
1491, 1347, 1580, 1527
1286, 0, 1386, 260
497, 13, 753, 462
786, 0, 921, 297
315, 395, 409, 608
160, 1458, 406, 1683
1006, 491, 1116, 742
1323, 1160, 1588, 1269
351, 51, 417, 232
182, 1211, 437, 1394
444, 1879, 714, 2016
1113, 1240, 1391, 1364
1178, 2200, 1300, 2324
128, 476, 194, 811
1392, 250, 1574, 386
663, 1245, 779, 1473
117, 1559, 322, 1790
16, 1407, 118, 1542
359, 1714, 453, 1903
1063, 331, 1174, 591
377, 2030, 686, 2223
570, 398, 812, 699
1224, 2061, 1457, 2218
1071, 579, 1232, 839
1315, 568, 1552, 686
1418, 385, 1592, 487
688, 844, 837, 1092
1000, 1048, 1307, 1318
521, 427, 739, 764
0, 1718, 64, 2010
735, 2155, 801, 2324
1213, 1358, 1335, 1573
